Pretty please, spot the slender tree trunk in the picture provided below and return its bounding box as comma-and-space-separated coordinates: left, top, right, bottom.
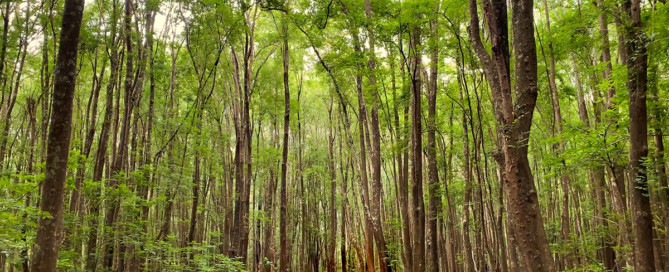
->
230, 11, 256, 264
596, 0, 616, 105
348, 24, 376, 272
650, 64, 669, 272
21, 98, 38, 272
187, 110, 203, 258
327, 104, 337, 272
86, 31, 119, 272
361, 1, 390, 271
279, 11, 290, 272
70, 54, 105, 215
339, 120, 349, 272
0, 1, 10, 91
540, 0, 573, 268
571, 56, 590, 127
103, 0, 135, 268
0, 11, 29, 168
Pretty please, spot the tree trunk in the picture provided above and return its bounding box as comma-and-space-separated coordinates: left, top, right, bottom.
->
349, 24, 376, 272
327, 104, 337, 272
650, 63, 669, 272
362, 1, 390, 271
426, 6, 440, 272
187, 110, 202, 255
70, 54, 105, 216
540, 0, 573, 268
396, 35, 413, 272
459, 79, 475, 272
624, 1, 655, 271
31, 0, 85, 270
230, 11, 256, 264
103, 0, 135, 268
409, 23, 426, 272
596, 0, 616, 106
279, 11, 290, 272
468, 0, 554, 270
86, 24, 120, 272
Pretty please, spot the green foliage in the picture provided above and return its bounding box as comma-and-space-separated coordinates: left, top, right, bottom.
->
0, 0, 668, 270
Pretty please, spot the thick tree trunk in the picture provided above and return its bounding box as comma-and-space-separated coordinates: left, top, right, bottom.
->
396, 36, 413, 272
468, 0, 554, 270
507, 2, 554, 270
409, 24, 426, 272
624, 1, 655, 271
31, 0, 85, 270
426, 7, 440, 272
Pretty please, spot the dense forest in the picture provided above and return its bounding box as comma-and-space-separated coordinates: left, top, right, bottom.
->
0, 0, 668, 271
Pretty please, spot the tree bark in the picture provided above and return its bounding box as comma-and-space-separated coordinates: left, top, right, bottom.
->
623, 1, 655, 271
362, 1, 390, 271
650, 61, 669, 272
396, 35, 413, 272
279, 11, 290, 272
468, 0, 554, 270
461, 85, 475, 272
31, 0, 85, 270
426, 6, 440, 272
327, 103, 337, 272
409, 23, 426, 272
187, 109, 203, 256
230, 9, 256, 264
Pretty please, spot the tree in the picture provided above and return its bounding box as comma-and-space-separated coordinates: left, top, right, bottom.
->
624, 0, 655, 271
468, 0, 554, 270
0, 1, 667, 271
362, 0, 391, 270
409, 13, 426, 272
31, 0, 86, 270
279, 8, 291, 272
426, 3, 440, 271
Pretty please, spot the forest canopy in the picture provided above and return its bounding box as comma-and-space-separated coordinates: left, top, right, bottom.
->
0, 0, 668, 271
